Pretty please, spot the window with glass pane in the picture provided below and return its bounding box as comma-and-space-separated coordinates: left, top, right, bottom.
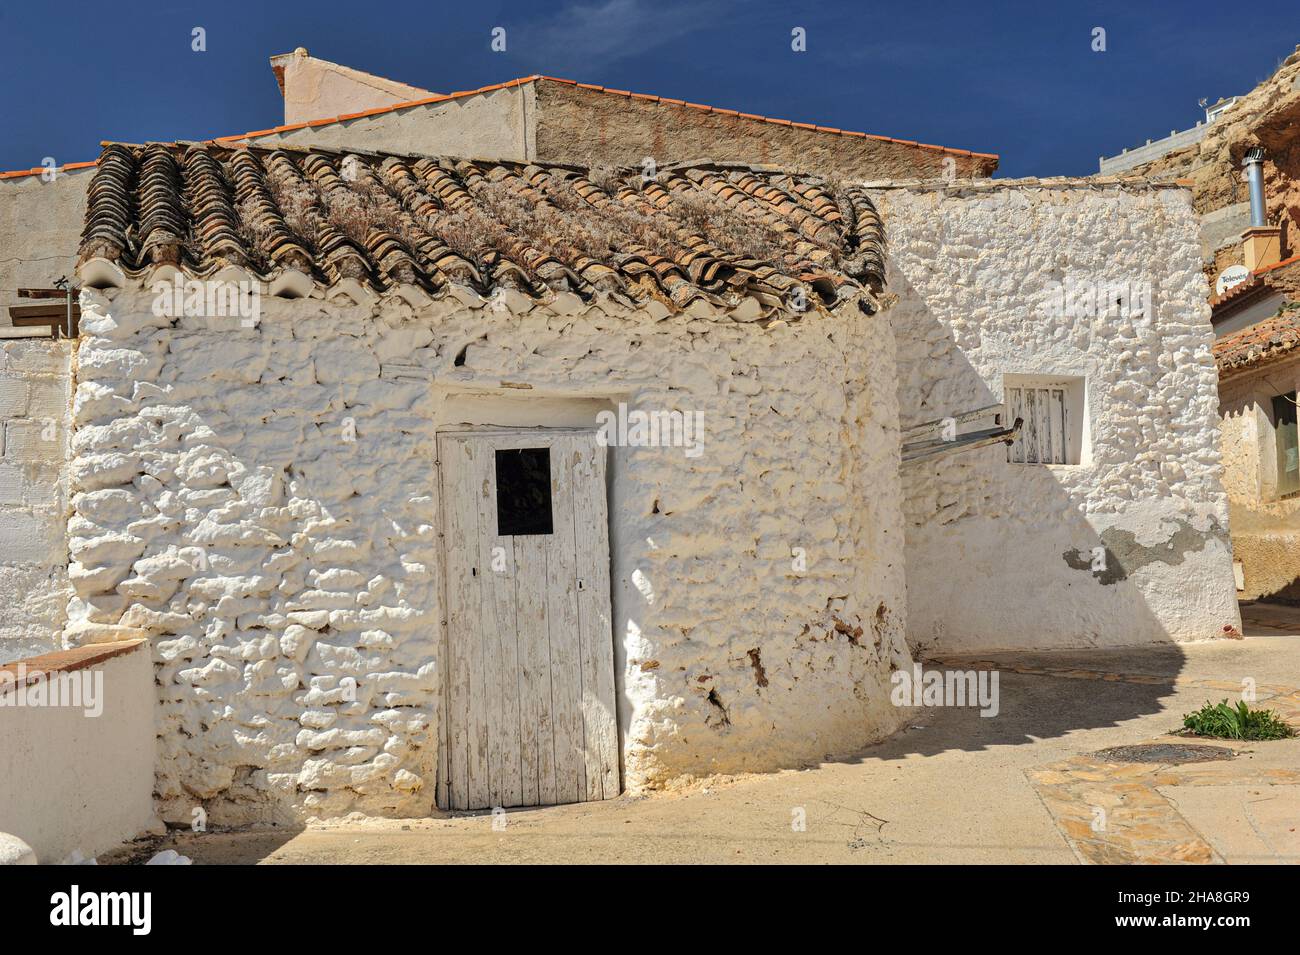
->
1273, 392, 1300, 498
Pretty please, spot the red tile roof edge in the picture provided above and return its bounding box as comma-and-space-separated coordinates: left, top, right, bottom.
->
0, 639, 147, 689
0, 159, 98, 181
0, 74, 999, 182
214, 74, 1000, 161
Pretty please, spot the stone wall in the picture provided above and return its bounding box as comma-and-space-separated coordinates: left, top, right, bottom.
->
0, 338, 72, 663
874, 179, 1240, 652
534, 83, 996, 179
234, 79, 997, 179
236, 85, 536, 163
1218, 353, 1300, 601
68, 280, 910, 822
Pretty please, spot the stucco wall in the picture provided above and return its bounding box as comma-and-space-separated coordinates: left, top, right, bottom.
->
0, 339, 72, 663
1218, 354, 1300, 601
271, 50, 437, 126
535, 83, 995, 179
876, 179, 1240, 652
0, 168, 91, 313
0, 640, 156, 862
244, 85, 535, 161
67, 280, 910, 822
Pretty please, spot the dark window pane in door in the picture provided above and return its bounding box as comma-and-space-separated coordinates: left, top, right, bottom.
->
495, 447, 553, 535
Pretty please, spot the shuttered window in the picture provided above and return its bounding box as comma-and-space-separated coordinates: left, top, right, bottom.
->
1006, 386, 1069, 465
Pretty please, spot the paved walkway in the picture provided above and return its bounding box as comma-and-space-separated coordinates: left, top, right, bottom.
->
106, 605, 1300, 864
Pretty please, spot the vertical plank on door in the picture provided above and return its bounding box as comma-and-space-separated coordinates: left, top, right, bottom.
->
472, 446, 524, 809
1006, 387, 1024, 463
571, 434, 621, 799
514, 532, 555, 805
437, 435, 482, 811
1050, 388, 1067, 464
1037, 387, 1053, 465
544, 436, 586, 805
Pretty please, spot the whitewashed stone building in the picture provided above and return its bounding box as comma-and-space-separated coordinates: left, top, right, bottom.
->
7, 137, 1238, 822
68, 143, 908, 820
876, 178, 1241, 653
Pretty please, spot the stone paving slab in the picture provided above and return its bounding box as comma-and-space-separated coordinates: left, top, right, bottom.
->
1019, 666, 1300, 865
1161, 784, 1300, 864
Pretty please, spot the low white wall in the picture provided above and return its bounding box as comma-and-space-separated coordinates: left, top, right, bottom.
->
877, 179, 1240, 652
0, 639, 156, 862
0, 339, 72, 663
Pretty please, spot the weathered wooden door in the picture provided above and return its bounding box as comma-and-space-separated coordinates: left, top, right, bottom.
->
436, 430, 620, 811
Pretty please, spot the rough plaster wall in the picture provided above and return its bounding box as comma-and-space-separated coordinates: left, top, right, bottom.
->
249, 86, 534, 161
68, 283, 910, 822
1218, 356, 1300, 601
0, 340, 72, 663
0, 170, 91, 313
877, 182, 1240, 652
534, 84, 995, 178
274, 53, 437, 126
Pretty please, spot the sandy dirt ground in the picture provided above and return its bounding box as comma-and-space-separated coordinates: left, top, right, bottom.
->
103, 611, 1300, 865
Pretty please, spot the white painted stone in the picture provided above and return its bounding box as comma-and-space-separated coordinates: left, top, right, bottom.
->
875, 182, 1240, 652
0, 833, 36, 865
66, 283, 908, 823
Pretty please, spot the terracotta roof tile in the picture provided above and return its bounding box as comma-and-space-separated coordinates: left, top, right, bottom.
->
1214, 309, 1300, 375
77, 143, 888, 317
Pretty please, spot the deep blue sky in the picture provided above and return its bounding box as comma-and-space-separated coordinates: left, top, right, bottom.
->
2, 0, 1298, 178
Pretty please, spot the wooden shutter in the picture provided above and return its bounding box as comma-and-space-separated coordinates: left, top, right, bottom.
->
1006, 386, 1068, 465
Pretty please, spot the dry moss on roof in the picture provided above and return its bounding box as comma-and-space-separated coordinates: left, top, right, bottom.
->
79, 142, 887, 313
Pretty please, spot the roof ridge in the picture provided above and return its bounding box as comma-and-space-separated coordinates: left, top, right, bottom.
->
1, 74, 999, 182
206, 73, 997, 161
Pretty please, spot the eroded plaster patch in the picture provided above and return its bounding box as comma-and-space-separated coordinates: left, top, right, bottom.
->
1062, 518, 1228, 585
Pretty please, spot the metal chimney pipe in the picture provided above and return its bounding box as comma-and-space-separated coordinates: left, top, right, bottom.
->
1244, 147, 1268, 228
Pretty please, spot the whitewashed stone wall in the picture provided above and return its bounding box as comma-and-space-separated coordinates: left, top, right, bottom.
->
0, 339, 72, 663
68, 279, 910, 822
874, 180, 1240, 652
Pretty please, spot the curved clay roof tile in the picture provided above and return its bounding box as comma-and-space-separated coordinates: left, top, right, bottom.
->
76, 142, 887, 316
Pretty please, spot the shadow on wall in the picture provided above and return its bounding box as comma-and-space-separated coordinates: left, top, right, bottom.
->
876, 260, 1247, 744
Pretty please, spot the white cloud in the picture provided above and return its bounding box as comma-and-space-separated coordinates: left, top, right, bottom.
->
523, 0, 728, 72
